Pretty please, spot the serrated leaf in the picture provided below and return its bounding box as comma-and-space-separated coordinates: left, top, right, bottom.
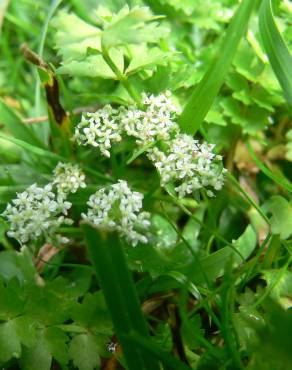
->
0, 248, 35, 283
53, 12, 101, 61
58, 54, 116, 79
102, 6, 168, 49
21, 329, 52, 370
70, 292, 112, 333
24, 284, 74, 325
221, 97, 270, 134
0, 320, 22, 363
68, 333, 101, 370
126, 47, 170, 75
13, 315, 37, 348
265, 196, 292, 240
21, 327, 69, 370
0, 278, 25, 320
45, 327, 69, 366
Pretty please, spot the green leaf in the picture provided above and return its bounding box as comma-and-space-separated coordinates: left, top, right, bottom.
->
0, 278, 25, 320
0, 100, 43, 147
265, 196, 292, 240
53, 11, 101, 61
58, 55, 116, 79
12, 315, 37, 348
71, 292, 112, 333
221, 97, 270, 134
0, 249, 35, 283
21, 329, 51, 370
21, 327, 68, 370
178, 0, 255, 135
259, 0, 292, 105
152, 214, 177, 250
262, 270, 292, 308
45, 327, 69, 367
83, 226, 160, 370
188, 225, 257, 283
126, 47, 170, 75
246, 141, 292, 192
0, 132, 64, 162
102, 6, 168, 49
68, 333, 101, 370
0, 320, 22, 363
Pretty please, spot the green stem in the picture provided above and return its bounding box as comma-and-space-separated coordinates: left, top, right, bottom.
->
101, 44, 141, 106
245, 140, 292, 193
220, 279, 245, 370
227, 173, 270, 225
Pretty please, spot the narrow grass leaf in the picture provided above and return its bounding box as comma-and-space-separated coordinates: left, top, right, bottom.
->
0, 133, 64, 162
178, 0, 255, 135
245, 140, 292, 192
259, 0, 292, 105
0, 100, 43, 147
82, 225, 160, 370
123, 331, 192, 370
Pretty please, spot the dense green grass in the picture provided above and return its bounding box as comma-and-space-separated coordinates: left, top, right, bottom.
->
0, 1, 291, 369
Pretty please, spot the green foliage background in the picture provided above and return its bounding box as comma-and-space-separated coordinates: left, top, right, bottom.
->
0, 0, 291, 369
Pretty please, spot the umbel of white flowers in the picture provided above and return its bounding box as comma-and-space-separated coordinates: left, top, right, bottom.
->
74, 91, 226, 198
82, 180, 151, 246
53, 162, 86, 196
2, 163, 86, 246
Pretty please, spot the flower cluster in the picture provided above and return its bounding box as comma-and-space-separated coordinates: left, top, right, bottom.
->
82, 180, 151, 246
53, 162, 86, 196
74, 91, 226, 198
147, 134, 226, 198
122, 91, 180, 145
2, 162, 86, 246
74, 92, 179, 154
2, 183, 73, 245
73, 105, 123, 157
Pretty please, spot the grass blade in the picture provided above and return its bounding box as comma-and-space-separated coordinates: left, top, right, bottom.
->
82, 225, 160, 370
0, 100, 44, 147
259, 0, 292, 105
245, 140, 292, 192
178, 0, 255, 135
123, 331, 192, 370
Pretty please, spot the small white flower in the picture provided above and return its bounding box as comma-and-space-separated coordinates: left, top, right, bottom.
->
53, 162, 86, 196
2, 183, 73, 246
74, 105, 123, 157
147, 134, 226, 198
121, 92, 180, 145
82, 180, 151, 246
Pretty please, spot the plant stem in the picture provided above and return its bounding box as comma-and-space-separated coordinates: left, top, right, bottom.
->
101, 44, 141, 106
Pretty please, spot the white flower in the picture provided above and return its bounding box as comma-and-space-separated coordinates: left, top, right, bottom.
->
53, 162, 86, 196
74, 105, 123, 157
147, 134, 226, 198
121, 91, 180, 145
2, 183, 73, 245
82, 180, 151, 246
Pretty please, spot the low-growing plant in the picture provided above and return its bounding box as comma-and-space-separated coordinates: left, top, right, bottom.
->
0, 0, 291, 369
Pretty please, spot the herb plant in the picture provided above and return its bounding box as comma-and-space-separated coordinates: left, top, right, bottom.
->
0, 0, 291, 369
